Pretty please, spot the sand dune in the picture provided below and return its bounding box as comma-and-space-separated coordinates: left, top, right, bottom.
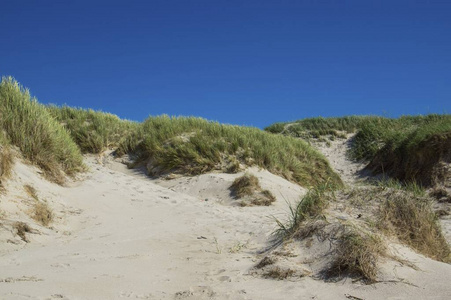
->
0, 143, 450, 299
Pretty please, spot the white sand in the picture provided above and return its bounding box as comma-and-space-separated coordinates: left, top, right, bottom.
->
0, 149, 450, 299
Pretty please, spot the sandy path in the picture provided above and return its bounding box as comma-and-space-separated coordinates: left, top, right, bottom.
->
1, 157, 451, 299
312, 135, 368, 185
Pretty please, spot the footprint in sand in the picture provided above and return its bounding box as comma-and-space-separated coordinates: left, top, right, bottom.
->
174, 286, 216, 300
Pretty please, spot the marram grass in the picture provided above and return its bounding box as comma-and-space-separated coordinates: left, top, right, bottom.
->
47, 105, 140, 153
0, 77, 84, 182
119, 115, 343, 188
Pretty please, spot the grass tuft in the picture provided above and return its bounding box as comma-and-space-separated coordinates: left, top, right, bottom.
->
273, 182, 335, 239
326, 227, 383, 283
378, 190, 450, 262
230, 173, 276, 206
230, 174, 260, 198
341, 186, 451, 262
14, 221, 31, 242
32, 201, 53, 226
255, 256, 276, 269
263, 267, 295, 280
24, 184, 38, 200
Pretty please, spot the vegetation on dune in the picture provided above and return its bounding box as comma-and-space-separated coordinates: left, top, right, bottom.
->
265, 116, 386, 139
230, 174, 261, 198
0, 77, 84, 182
326, 228, 384, 282
273, 181, 450, 282
0, 77, 342, 189
378, 190, 450, 262
229, 173, 276, 206
47, 105, 139, 154
13, 221, 31, 242
344, 186, 450, 262
363, 121, 451, 187
32, 201, 53, 226
350, 114, 451, 161
273, 182, 334, 240
267, 114, 451, 187
119, 115, 343, 188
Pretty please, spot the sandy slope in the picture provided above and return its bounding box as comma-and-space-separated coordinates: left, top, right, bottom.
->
0, 151, 451, 299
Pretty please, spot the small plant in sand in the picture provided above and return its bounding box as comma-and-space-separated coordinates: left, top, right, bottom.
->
229, 240, 249, 253
230, 174, 260, 197
32, 201, 53, 227
273, 182, 334, 239
325, 226, 384, 283
255, 256, 276, 269
229, 174, 276, 206
213, 237, 222, 254
24, 184, 39, 200
263, 266, 295, 280
14, 221, 31, 242
24, 184, 53, 226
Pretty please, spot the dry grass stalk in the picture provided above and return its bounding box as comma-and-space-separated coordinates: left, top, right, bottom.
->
263, 267, 295, 280
24, 184, 38, 200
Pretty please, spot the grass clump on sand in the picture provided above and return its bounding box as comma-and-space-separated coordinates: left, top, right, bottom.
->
14, 221, 31, 242
24, 184, 39, 200
230, 173, 276, 206
343, 186, 450, 262
47, 105, 140, 154
326, 228, 384, 283
0, 77, 84, 182
263, 267, 296, 280
274, 182, 334, 239
32, 201, 53, 226
119, 115, 342, 188
378, 189, 451, 262
272, 181, 450, 282
24, 184, 53, 226
230, 174, 260, 197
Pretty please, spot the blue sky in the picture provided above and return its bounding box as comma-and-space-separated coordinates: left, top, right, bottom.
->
1, 0, 450, 128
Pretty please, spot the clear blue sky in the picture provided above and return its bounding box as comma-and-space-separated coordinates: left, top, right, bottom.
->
1, 0, 450, 128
